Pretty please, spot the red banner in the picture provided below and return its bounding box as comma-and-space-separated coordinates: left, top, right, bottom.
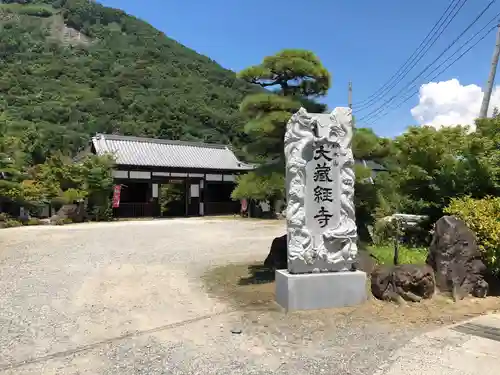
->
112, 185, 122, 208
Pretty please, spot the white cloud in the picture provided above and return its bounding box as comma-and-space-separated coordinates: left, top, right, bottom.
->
410, 78, 500, 131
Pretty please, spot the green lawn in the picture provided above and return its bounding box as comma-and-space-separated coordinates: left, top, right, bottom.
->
368, 244, 428, 265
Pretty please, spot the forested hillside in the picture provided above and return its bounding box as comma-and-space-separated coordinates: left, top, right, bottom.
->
0, 0, 259, 162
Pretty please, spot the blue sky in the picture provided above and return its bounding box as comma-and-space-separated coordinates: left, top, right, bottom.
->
99, 0, 498, 137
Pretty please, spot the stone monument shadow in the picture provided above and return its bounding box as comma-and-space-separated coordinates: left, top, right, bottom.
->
238, 265, 275, 285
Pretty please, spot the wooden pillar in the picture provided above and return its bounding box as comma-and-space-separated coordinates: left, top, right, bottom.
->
184, 178, 188, 217
200, 178, 205, 216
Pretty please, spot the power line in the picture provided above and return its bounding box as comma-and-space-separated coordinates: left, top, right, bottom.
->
361, 18, 499, 125
357, 1, 498, 123
356, 0, 468, 110
360, 25, 497, 127
354, 0, 468, 109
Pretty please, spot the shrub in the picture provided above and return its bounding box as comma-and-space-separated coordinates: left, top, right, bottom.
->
231, 172, 285, 201
372, 218, 396, 246
53, 218, 72, 225
159, 183, 183, 214
89, 201, 112, 222
0, 212, 9, 222
3, 218, 22, 228
25, 218, 42, 226
444, 196, 500, 274
61, 188, 87, 204
372, 216, 432, 247
400, 221, 433, 248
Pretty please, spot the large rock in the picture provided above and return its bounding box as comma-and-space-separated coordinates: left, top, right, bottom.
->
371, 264, 436, 303
427, 215, 488, 300
50, 203, 86, 224
264, 234, 287, 269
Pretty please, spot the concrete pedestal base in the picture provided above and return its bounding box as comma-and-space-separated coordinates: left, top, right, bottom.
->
275, 270, 367, 311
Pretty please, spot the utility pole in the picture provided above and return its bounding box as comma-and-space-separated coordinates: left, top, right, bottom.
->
348, 81, 353, 109
479, 24, 500, 118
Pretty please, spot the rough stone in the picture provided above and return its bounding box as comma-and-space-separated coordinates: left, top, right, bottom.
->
264, 234, 287, 270
275, 269, 367, 311
50, 203, 86, 223
426, 215, 489, 300
371, 264, 436, 303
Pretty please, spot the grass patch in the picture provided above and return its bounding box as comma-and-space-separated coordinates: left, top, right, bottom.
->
369, 245, 428, 265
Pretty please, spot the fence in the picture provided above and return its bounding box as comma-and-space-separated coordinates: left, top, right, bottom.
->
114, 202, 155, 218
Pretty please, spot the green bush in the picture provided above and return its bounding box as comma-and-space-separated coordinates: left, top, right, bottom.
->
3, 218, 23, 228
54, 217, 72, 225
159, 183, 183, 214
444, 196, 500, 274
372, 219, 396, 246
61, 188, 87, 204
372, 216, 431, 248
401, 221, 433, 248
0, 212, 9, 222
25, 217, 42, 226
231, 172, 285, 201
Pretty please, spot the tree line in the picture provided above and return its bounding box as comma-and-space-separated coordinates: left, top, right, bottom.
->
231, 49, 499, 271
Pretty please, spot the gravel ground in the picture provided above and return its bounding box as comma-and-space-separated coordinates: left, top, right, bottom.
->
0, 219, 423, 374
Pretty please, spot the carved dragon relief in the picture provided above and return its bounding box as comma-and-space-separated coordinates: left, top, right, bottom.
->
320, 108, 358, 270
284, 108, 316, 264
285, 107, 358, 273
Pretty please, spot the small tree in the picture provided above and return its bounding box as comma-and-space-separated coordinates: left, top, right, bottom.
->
78, 154, 115, 221
159, 183, 182, 214
0, 133, 37, 208
231, 171, 284, 202
28, 153, 115, 221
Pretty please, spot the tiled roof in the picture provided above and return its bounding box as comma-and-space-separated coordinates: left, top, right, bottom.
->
91, 134, 255, 171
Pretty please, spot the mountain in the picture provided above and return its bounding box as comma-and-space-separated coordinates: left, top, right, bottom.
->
0, 0, 258, 163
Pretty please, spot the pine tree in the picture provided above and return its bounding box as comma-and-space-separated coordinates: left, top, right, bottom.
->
232, 49, 331, 201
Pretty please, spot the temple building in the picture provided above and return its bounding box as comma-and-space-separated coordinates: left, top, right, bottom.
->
90, 134, 254, 218
89, 134, 388, 219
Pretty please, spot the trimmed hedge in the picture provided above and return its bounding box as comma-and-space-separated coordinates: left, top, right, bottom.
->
444, 196, 500, 274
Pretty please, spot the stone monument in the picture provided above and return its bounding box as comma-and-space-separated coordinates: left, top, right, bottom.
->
275, 107, 367, 311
